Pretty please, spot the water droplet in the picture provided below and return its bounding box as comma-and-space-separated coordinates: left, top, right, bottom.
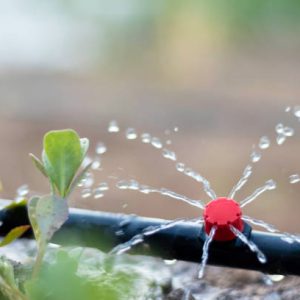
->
95, 142, 107, 154
77, 180, 84, 187
166, 140, 172, 145
229, 165, 253, 199
91, 157, 101, 170
16, 184, 29, 197
283, 126, 294, 137
116, 179, 139, 190
151, 137, 163, 149
257, 252, 267, 264
115, 230, 124, 236
230, 225, 267, 264
79, 172, 94, 188
275, 123, 284, 134
173, 127, 179, 132
128, 179, 139, 190
276, 134, 286, 145
141, 133, 151, 143
281, 235, 294, 244
108, 120, 120, 133
184, 168, 193, 176
97, 182, 109, 191
116, 180, 129, 189
250, 150, 262, 163
85, 173, 94, 188
82, 156, 93, 168
164, 259, 177, 265
266, 179, 276, 190
81, 188, 92, 198
289, 174, 300, 184
119, 217, 132, 227
276, 123, 294, 145
293, 106, 300, 118
93, 188, 104, 199
139, 185, 152, 194
176, 163, 185, 172
291, 234, 300, 243
262, 274, 273, 286
162, 149, 177, 161
198, 226, 217, 278
126, 128, 137, 140
269, 274, 285, 282
160, 188, 169, 195
122, 203, 128, 208
285, 106, 291, 112
258, 136, 270, 150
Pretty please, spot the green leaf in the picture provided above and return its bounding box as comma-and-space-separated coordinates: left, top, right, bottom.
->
25, 250, 142, 300
0, 257, 17, 289
0, 225, 30, 247
80, 138, 89, 158
29, 153, 48, 178
28, 195, 69, 276
0, 257, 26, 300
66, 162, 92, 197
42, 130, 86, 197
28, 195, 68, 245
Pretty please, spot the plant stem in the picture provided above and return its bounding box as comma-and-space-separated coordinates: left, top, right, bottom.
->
32, 243, 46, 278
0, 277, 28, 300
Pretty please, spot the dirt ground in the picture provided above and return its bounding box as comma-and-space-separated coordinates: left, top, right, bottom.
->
166, 263, 300, 300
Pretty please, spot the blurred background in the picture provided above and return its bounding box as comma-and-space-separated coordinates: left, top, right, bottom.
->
0, 0, 300, 232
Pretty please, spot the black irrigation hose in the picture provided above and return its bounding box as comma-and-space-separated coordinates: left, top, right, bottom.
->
0, 200, 300, 276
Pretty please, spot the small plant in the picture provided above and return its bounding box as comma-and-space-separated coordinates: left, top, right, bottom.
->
28, 129, 91, 276
0, 129, 162, 300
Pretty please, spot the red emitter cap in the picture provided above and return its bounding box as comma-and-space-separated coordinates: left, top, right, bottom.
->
204, 197, 244, 241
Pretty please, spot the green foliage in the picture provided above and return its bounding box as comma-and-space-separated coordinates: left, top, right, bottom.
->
28, 195, 68, 251
0, 257, 26, 300
25, 250, 159, 300
28, 194, 68, 276
29, 154, 47, 178
28, 129, 89, 276
30, 129, 89, 198
28, 195, 68, 247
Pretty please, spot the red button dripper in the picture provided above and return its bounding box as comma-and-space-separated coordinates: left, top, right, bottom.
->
204, 197, 244, 241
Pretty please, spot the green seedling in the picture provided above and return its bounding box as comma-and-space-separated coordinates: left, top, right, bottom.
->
28, 129, 90, 276
30, 129, 90, 198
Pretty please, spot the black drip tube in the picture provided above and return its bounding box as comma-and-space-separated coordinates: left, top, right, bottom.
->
0, 201, 299, 276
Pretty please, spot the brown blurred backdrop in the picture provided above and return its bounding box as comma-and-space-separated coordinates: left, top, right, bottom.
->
0, 1, 300, 232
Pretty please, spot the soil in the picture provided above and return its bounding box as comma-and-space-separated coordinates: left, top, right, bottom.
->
166, 262, 300, 300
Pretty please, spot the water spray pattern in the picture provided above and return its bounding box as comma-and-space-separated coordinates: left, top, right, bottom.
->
103, 106, 300, 278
